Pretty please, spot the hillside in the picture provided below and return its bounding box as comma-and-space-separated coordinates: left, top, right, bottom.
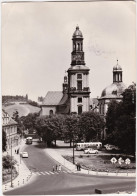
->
3, 103, 41, 117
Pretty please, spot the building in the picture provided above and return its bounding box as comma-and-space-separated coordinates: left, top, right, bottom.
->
98, 60, 126, 116
2, 110, 19, 150
41, 26, 90, 115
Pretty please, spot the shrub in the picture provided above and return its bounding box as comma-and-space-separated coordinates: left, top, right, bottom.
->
2, 155, 17, 169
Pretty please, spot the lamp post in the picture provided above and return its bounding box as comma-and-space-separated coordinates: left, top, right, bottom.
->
72, 138, 75, 164
17, 163, 19, 174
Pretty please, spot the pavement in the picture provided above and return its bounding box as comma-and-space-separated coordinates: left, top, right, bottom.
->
2, 139, 33, 193
2, 140, 136, 194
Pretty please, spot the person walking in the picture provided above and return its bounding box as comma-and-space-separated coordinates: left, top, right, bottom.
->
56, 164, 58, 171
53, 166, 55, 172
58, 164, 61, 172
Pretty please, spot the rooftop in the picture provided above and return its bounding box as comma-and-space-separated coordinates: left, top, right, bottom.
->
42, 91, 63, 106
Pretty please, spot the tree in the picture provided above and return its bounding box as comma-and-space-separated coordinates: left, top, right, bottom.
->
2, 128, 7, 152
105, 100, 120, 144
63, 115, 79, 147
35, 114, 64, 147
106, 83, 136, 154
22, 113, 39, 131
2, 155, 17, 169
79, 111, 104, 142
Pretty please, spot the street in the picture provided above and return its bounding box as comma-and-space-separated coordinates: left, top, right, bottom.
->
4, 142, 136, 195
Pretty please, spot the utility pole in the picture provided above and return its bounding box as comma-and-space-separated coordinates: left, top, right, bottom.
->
72, 137, 75, 164
11, 138, 13, 187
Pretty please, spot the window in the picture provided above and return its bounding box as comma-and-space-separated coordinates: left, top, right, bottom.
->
77, 74, 82, 79
49, 110, 53, 116
78, 106, 82, 115
77, 81, 82, 90
78, 98, 82, 103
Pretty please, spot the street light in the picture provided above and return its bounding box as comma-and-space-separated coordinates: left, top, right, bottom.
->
72, 138, 75, 164
17, 163, 19, 174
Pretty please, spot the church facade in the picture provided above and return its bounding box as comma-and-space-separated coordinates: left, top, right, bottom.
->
40, 26, 91, 116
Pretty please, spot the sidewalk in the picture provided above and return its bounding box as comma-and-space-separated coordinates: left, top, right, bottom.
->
2, 139, 34, 193
45, 148, 136, 178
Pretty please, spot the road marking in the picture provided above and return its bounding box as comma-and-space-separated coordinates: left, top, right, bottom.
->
44, 172, 50, 175
48, 171, 54, 174
54, 172, 59, 174
32, 172, 37, 175
40, 172, 46, 175
62, 171, 67, 173
36, 172, 41, 175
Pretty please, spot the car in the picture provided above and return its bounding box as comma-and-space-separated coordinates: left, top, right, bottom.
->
22, 152, 28, 158
104, 144, 120, 151
84, 148, 98, 154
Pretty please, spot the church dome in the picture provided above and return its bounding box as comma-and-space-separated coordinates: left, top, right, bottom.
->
101, 82, 126, 98
73, 26, 83, 38
113, 60, 122, 71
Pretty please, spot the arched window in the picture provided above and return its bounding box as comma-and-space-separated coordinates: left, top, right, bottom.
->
73, 43, 76, 51
49, 110, 53, 116
81, 43, 83, 51
78, 43, 80, 51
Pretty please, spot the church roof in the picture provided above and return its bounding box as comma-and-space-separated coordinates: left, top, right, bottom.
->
42, 91, 63, 106
58, 93, 68, 105
113, 60, 122, 71
100, 82, 126, 99
73, 26, 83, 38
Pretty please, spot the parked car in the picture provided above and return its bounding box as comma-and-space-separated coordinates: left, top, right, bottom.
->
84, 148, 98, 154
22, 152, 28, 158
104, 144, 120, 151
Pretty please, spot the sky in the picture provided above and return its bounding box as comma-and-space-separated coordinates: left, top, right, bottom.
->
2, 1, 136, 101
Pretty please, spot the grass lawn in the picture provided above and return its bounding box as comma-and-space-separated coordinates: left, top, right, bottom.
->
63, 154, 136, 173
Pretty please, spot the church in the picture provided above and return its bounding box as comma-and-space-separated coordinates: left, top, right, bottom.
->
40, 26, 126, 117
40, 26, 91, 116
98, 60, 126, 116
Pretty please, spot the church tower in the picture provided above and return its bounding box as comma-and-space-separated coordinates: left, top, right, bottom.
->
113, 60, 123, 83
67, 26, 90, 114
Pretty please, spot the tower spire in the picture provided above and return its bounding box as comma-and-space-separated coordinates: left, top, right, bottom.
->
113, 60, 123, 83
71, 26, 85, 66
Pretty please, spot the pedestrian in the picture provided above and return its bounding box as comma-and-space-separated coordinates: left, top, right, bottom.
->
79, 164, 81, 171
15, 149, 16, 154
53, 166, 55, 172
77, 163, 80, 171
76, 162, 78, 171
58, 164, 61, 172
56, 164, 58, 171
17, 149, 19, 154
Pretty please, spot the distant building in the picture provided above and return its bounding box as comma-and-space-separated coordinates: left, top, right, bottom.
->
41, 26, 91, 115
98, 60, 126, 117
2, 110, 19, 150
90, 98, 99, 113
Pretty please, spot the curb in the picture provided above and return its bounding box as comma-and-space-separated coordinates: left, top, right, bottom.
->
45, 148, 136, 178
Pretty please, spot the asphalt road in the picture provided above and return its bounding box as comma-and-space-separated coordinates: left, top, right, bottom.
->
4, 142, 136, 195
